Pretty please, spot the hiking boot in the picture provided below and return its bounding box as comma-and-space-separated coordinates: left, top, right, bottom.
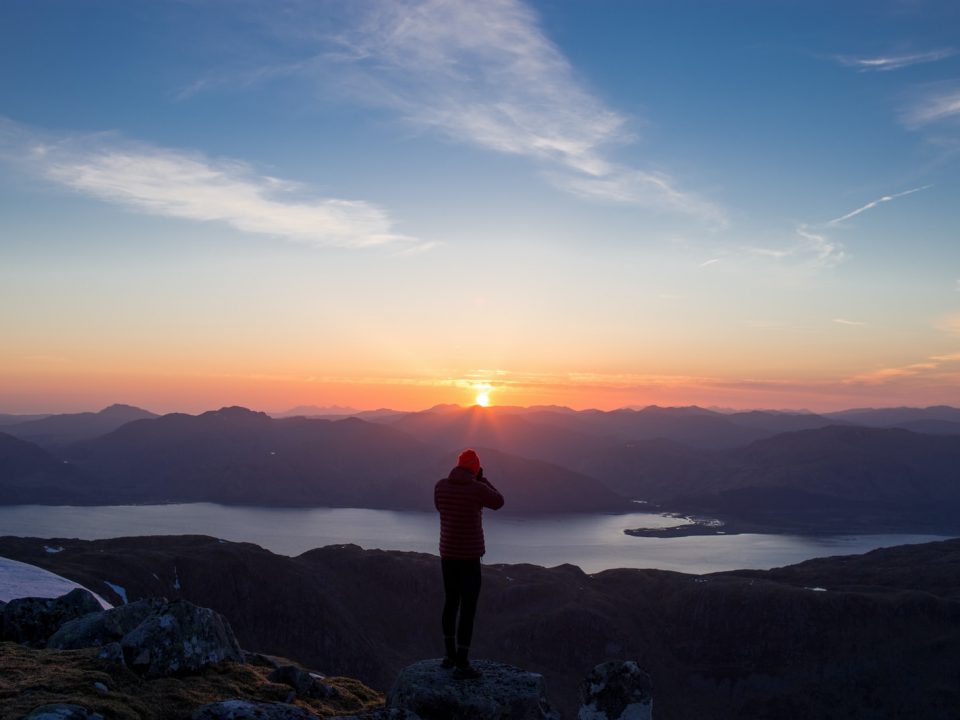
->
441, 656, 455, 669
453, 663, 482, 680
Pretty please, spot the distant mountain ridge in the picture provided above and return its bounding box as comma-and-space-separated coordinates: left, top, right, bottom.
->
1, 404, 157, 449
2, 402, 960, 530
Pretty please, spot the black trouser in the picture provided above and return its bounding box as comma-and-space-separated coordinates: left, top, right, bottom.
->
441, 558, 482, 650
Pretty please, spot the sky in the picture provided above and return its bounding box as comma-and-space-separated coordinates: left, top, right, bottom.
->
1, 0, 959, 414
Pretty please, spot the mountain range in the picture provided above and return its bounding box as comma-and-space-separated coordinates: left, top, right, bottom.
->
1, 403, 960, 531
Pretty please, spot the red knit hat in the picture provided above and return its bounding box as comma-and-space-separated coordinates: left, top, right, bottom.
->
457, 449, 481, 474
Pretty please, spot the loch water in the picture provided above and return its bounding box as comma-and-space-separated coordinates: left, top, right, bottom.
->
0, 503, 951, 575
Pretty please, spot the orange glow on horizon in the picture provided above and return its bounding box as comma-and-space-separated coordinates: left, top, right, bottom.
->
3, 363, 960, 415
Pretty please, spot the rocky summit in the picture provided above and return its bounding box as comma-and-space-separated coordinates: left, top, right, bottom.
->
4, 585, 644, 720
387, 659, 558, 720
0, 589, 383, 719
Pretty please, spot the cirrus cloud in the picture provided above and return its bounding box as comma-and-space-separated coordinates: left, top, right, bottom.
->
1, 118, 421, 250
283, 0, 723, 222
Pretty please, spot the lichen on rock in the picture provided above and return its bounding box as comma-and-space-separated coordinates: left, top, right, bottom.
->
119, 598, 244, 677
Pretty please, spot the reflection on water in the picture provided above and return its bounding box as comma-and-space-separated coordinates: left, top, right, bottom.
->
0, 503, 952, 575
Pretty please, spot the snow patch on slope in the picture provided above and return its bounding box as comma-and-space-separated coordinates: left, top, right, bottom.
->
0, 555, 113, 608
104, 580, 128, 604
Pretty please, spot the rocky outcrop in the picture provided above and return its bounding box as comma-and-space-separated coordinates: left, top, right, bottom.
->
6, 588, 241, 678
1, 590, 383, 720
3, 588, 102, 646
120, 599, 243, 677
190, 699, 321, 719
4, 584, 652, 719
388, 659, 559, 720
47, 597, 165, 649
579, 662, 652, 720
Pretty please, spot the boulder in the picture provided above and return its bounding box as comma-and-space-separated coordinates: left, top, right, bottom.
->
3, 588, 102, 646
96, 641, 126, 666
120, 599, 243, 677
47, 598, 166, 649
578, 662, 652, 720
268, 664, 339, 700
22, 704, 106, 720
191, 699, 321, 719
388, 659, 559, 720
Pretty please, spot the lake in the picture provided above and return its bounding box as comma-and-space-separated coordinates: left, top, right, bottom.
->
0, 503, 952, 575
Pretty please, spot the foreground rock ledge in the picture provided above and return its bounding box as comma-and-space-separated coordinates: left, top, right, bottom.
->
388, 659, 558, 720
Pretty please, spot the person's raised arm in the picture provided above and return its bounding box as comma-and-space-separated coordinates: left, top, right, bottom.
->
475, 468, 504, 510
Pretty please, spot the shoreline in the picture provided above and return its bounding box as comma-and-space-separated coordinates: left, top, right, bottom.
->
624, 512, 960, 538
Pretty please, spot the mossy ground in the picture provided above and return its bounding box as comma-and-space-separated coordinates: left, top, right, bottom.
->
0, 642, 384, 720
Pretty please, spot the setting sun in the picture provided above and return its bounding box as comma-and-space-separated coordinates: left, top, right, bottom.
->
475, 392, 490, 407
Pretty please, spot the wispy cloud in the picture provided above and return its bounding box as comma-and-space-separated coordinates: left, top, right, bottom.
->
699, 258, 720, 267
847, 362, 939, 384
744, 225, 848, 269
833, 318, 866, 326
748, 185, 930, 269
834, 48, 955, 72
826, 185, 931, 225
793, 225, 849, 267
2, 121, 417, 250
310, 0, 721, 221
846, 347, 960, 385
902, 83, 960, 127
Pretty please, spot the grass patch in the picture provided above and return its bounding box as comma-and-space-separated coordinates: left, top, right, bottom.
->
0, 642, 384, 720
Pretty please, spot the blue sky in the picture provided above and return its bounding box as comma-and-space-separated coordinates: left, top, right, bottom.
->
1, 0, 959, 413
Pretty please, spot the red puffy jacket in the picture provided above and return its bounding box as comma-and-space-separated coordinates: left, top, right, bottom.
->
434, 466, 504, 559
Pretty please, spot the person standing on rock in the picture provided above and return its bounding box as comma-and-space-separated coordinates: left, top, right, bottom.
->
434, 448, 504, 679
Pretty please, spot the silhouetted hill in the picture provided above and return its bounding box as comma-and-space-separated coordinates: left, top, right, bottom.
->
63, 407, 432, 506
381, 446, 632, 514
2, 404, 157, 448
36, 407, 624, 512
724, 539, 960, 599
3, 534, 959, 719
5, 403, 960, 530
583, 426, 960, 531
883, 418, 960, 435
724, 409, 838, 433
0, 413, 49, 426
388, 405, 614, 467
392, 404, 842, 455
824, 405, 960, 427
0, 433, 91, 504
